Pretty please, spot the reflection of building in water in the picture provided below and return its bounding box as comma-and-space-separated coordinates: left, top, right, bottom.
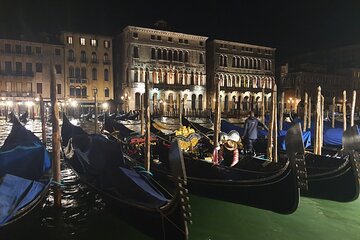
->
116, 25, 208, 115
206, 40, 276, 117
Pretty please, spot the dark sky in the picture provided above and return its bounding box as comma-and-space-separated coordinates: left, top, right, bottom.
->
1, 0, 360, 60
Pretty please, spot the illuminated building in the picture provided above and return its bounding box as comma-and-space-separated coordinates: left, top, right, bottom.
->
116, 25, 208, 115
60, 32, 114, 106
207, 40, 276, 116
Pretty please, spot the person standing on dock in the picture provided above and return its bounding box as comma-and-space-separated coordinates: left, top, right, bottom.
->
242, 111, 268, 155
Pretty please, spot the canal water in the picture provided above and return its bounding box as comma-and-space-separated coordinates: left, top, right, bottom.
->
1, 118, 360, 240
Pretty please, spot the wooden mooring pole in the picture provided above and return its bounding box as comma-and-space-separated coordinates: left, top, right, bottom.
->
273, 85, 278, 162
40, 95, 46, 145
308, 97, 312, 129
144, 75, 151, 172
50, 63, 61, 208
332, 97, 336, 128
141, 94, 145, 135
279, 91, 284, 131
351, 90, 356, 127
303, 92, 308, 132
343, 90, 347, 131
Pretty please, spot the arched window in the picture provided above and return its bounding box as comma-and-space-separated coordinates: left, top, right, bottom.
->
232, 56, 236, 67
135, 92, 141, 110
191, 72, 195, 85
224, 56, 228, 67
104, 53, 109, 62
75, 86, 81, 97
191, 94, 196, 110
92, 68, 97, 80
91, 52, 97, 62
168, 50, 172, 61
133, 46, 139, 58
224, 95, 229, 111
151, 48, 156, 59
69, 86, 75, 96
69, 66, 74, 78
81, 86, 87, 97
162, 49, 167, 60
68, 50, 74, 60
75, 67, 80, 78
237, 57, 240, 68
81, 67, 86, 79
157, 49, 162, 59
219, 55, 223, 66
199, 94, 203, 110
80, 51, 86, 62
199, 53, 204, 64
104, 88, 109, 97
173, 51, 178, 61
104, 69, 109, 81
184, 52, 189, 62
179, 51, 183, 62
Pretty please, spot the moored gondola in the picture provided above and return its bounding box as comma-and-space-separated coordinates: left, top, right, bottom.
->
104, 116, 304, 215
184, 116, 360, 202
61, 114, 190, 240
0, 114, 52, 234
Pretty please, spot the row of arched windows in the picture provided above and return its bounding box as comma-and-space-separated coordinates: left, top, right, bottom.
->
217, 74, 274, 89
132, 68, 205, 86
68, 50, 109, 63
219, 55, 272, 70
150, 48, 194, 63
69, 67, 110, 81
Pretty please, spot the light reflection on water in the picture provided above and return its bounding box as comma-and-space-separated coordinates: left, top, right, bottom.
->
0, 118, 359, 240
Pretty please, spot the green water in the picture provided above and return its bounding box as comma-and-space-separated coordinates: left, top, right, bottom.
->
189, 195, 360, 240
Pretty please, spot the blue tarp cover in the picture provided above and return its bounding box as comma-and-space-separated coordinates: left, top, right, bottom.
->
0, 174, 45, 225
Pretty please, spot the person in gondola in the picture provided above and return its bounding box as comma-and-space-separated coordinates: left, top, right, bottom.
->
218, 131, 242, 167
242, 110, 268, 156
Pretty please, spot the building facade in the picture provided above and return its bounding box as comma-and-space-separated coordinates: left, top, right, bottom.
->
0, 38, 64, 116
116, 26, 208, 115
281, 63, 346, 112
206, 40, 276, 116
60, 32, 114, 108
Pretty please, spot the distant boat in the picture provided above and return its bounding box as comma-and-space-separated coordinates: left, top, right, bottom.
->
0, 115, 52, 233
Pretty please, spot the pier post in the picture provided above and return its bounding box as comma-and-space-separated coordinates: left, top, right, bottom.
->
141, 94, 144, 135
351, 90, 356, 127
145, 74, 151, 171
308, 97, 312, 129
343, 90, 347, 131
279, 91, 284, 131
332, 97, 336, 128
303, 92, 308, 132
50, 62, 62, 208
40, 94, 46, 145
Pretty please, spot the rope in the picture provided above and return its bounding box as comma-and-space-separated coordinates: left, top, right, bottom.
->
51, 179, 64, 187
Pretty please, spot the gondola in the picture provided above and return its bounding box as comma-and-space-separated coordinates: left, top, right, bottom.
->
0, 114, 52, 234
61, 114, 190, 240
104, 115, 304, 215
184, 116, 360, 202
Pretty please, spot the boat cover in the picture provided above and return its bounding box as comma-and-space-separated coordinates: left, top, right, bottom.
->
0, 174, 45, 225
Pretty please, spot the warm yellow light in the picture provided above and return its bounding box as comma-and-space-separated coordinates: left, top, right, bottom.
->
70, 100, 78, 108
102, 102, 109, 109
25, 101, 34, 107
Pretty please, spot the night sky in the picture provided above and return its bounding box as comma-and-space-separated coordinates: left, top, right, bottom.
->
1, 0, 360, 60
